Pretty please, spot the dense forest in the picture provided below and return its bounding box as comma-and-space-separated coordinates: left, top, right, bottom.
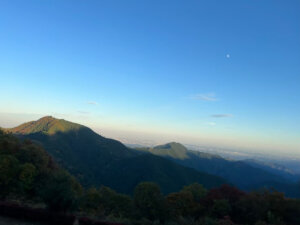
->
1, 130, 300, 225
6, 116, 227, 194
136, 143, 300, 198
7, 116, 300, 198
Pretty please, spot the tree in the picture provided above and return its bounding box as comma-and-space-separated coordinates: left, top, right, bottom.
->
98, 186, 134, 218
180, 183, 207, 218
166, 191, 196, 218
39, 171, 83, 212
234, 191, 269, 224
18, 163, 37, 194
206, 184, 245, 204
0, 131, 84, 213
134, 182, 167, 221
80, 187, 103, 215
182, 183, 207, 202
211, 199, 231, 218
0, 155, 19, 198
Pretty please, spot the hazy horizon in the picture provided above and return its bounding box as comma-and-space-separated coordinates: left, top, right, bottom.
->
1, 112, 299, 160
1, 1, 299, 156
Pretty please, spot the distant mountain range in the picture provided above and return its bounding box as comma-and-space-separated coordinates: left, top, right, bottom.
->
4, 116, 300, 197
4, 116, 226, 194
242, 158, 299, 181
135, 142, 300, 197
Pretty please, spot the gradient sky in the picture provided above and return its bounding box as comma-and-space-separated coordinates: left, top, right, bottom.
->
0, 0, 299, 155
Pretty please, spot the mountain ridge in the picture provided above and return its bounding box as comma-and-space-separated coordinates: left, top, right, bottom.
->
135, 142, 300, 197
7, 116, 85, 135
7, 116, 227, 194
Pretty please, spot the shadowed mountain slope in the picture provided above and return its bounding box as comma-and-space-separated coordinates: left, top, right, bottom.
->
136, 142, 300, 197
242, 158, 300, 181
6, 117, 227, 194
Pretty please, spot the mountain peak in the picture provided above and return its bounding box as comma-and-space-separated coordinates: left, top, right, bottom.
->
150, 142, 189, 159
8, 116, 84, 135
39, 115, 55, 121
154, 142, 187, 151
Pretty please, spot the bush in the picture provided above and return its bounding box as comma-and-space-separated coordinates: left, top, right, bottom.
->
134, 182, 167, 222
39, 171, 83, 212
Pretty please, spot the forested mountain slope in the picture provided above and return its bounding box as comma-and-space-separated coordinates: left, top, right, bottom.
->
136, 142, 300, 197
6, 116, 226, 194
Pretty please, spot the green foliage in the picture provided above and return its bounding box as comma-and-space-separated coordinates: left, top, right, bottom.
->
80, 186, 134, 219
211, 199, 231, 218
98, 186, 134, 218
166, 191, 196, 217
7, 116, 83, 135
0, 130, 83, 212
18, 163, 37, 193
38, 170, 83, 212
136, 142, 300, 198
80, 187, 103, 215
0, 155, 19, 197
182, 183, 207, 202
151, 142, 189, 159
8, 116, 227, 195
2, 123, 300, 225
196, 217, 218, 225
166, 183, 207, 219
134, 182, 167, 221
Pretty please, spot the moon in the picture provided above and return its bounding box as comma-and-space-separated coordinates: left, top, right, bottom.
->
226, 54, 230, 58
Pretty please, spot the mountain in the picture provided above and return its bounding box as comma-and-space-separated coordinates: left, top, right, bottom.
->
103, 153, 226, 194
137, 142, 189, 159
136, 142, 300, 197
7, 116, 83, 135
6, 116, 227, 194
243, 159, 300, 182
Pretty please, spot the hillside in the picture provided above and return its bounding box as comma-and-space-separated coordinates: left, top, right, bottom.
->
136, 142, 300, 197
243, 158, 299, 181
104, 154, 226, 194
7, 116, 83, 135
7, 117, 227, 194
2, 128, 300, 225
0, 128, 83, 212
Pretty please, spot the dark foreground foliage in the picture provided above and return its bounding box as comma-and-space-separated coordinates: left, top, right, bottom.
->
9, 116, 227, 194
1, 130, 300, 225
0, 202, 75, 225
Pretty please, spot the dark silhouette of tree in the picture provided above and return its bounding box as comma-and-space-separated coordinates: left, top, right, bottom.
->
134, 182, 167, 222
38, 171, 83, 212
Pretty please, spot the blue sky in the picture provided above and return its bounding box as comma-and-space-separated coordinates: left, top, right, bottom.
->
0, 0, 299, 154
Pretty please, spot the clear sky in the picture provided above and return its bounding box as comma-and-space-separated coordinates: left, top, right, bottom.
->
0, 0, 299, 155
